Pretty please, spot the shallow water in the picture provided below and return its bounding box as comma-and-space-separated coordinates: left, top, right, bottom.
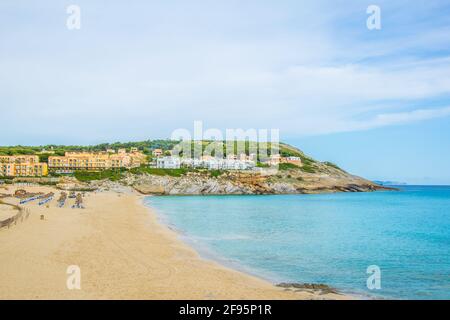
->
145, 186, 450, 299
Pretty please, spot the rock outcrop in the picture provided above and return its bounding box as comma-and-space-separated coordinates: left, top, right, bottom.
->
121, 167, 392, 196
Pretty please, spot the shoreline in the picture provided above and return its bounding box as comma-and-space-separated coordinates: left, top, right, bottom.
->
144, 195, 370, 300
148, 199, 287, 284
137, 192, 354, 299
0, 184, 352, 299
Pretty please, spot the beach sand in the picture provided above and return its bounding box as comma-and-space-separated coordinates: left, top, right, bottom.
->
0, 185, 349, 300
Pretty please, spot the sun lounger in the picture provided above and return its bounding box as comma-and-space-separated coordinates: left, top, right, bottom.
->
38, 197, 53, 206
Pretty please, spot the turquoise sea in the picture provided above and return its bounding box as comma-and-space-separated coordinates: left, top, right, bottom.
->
144, 186, 450, 299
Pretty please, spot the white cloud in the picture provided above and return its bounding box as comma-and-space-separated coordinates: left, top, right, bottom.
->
0, 0, 450, 144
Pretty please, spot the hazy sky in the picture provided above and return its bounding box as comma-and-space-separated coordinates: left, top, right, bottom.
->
1, 0, 450, 184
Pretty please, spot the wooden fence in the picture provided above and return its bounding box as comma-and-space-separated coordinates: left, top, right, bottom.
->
0, 205, 31, 229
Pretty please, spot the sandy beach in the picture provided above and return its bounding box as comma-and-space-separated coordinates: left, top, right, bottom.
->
0, 185, 349, 300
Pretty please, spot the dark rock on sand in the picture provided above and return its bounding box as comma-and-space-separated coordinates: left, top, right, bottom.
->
276, 282, 339, 295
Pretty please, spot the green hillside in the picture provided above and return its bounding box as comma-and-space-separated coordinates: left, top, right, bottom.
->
0, 139, 345, 177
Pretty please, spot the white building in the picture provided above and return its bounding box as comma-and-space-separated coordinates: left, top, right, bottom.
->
157, 157, 181, 169
156, 156, 255, 170
192, 158, 255, 170
238, 153, 257, 161
285, 156, 301, 162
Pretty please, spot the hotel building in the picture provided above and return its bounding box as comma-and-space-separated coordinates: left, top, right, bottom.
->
0, 155, 40, 164
48, 150, 147, 172
0, 155, 48, 177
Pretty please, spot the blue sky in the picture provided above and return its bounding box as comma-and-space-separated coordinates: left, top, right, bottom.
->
1, 0, 450, 184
